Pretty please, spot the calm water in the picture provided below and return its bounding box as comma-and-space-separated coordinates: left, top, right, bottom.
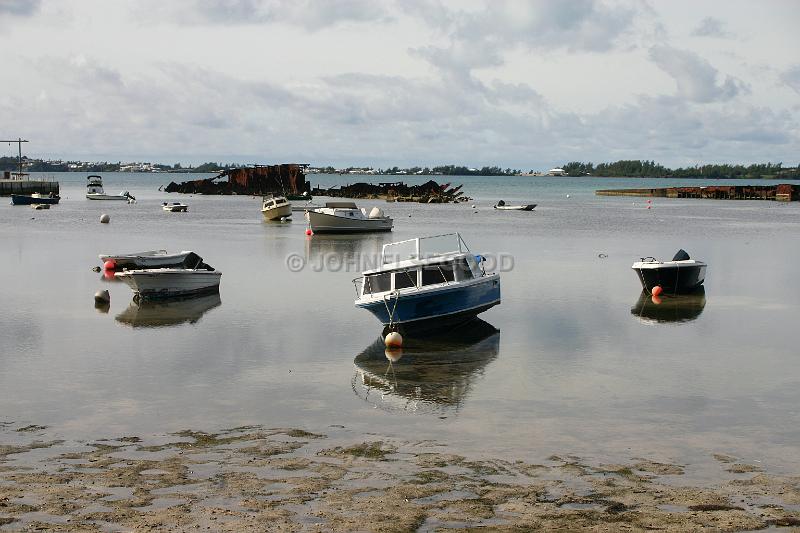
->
2, 173, 800, 473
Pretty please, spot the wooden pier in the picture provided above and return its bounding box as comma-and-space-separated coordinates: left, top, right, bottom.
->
596, 184, 800, 202
0, 178, 60, 197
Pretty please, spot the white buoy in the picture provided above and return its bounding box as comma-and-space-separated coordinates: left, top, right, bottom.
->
94, 289, 110, 303
385, 331, 403, 348
566, 194, 570, 198
100, 213, 110, 223
471, 204, 476, 208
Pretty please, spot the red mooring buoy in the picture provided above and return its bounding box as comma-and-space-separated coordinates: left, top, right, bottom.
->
651, 285, 663, 297
103, 260, 116, 270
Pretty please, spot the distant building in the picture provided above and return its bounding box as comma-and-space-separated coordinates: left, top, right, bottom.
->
548, 168, 566, 176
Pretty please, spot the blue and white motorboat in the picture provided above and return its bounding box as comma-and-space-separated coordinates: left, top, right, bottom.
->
353, 233, 500, 330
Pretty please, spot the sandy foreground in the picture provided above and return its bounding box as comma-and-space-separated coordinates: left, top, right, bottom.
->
1, 423, 799, 532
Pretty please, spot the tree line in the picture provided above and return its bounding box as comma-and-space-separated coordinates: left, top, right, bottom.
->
560, 160, 799, 179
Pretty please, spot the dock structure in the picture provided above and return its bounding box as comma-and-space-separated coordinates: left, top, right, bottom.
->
0, 175, 60, 197
596, 184, 800, 202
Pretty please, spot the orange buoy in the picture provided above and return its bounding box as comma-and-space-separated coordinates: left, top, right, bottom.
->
651, 285, 663, 296
103, 260, 116, 270
651, 294, 662, 305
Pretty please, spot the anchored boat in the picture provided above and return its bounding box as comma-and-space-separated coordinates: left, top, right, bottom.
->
306, 202, 393, 233
115, 265, 221, 300
10, 192, 60, 205
86, 175, 135, 201
353, 233, 500, 331
162, 202, 188, 212
261, 195, 292, 220
493, 200, 536, 211
632, 249, 707, 294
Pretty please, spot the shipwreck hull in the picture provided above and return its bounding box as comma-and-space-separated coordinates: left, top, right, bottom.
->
164, 164, 309, 196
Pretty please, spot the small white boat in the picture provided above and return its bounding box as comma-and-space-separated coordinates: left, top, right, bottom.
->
115, 267, 221, 300
261, 195, 292, 220
31, 203, 50, 210
162, 202, 188, 212
99, 250, 196, 269
86, 175, 135, 201
493, 200, 536, 211
306, 202, 393, 233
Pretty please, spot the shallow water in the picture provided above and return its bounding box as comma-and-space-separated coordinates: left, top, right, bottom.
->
2, 173, 800, 474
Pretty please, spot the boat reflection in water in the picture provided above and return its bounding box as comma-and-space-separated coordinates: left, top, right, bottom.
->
352, 319, 499, 415
115, 293, 222, 328
631, 287, 706, 324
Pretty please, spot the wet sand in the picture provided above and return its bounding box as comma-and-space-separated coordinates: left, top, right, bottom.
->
2, 423, 799, 531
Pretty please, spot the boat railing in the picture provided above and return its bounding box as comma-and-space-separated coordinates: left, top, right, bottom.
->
352, 277, 364, 298
381, 232, 470, 264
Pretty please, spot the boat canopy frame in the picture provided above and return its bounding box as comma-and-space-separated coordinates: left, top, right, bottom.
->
381, 232, 471, 264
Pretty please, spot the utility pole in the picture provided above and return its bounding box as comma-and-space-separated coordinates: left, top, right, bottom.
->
1, 138, 29, 177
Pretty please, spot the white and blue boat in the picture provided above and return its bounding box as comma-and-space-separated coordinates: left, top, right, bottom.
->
353, 233, 500, 330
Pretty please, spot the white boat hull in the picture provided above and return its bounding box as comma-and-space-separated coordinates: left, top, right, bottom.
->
115, 269, 221, 299
99, 251, 194, 269
87, 194, 129, 200
306, 210, 393, 233
262, 204, 292, 220
494, 204, 536, 211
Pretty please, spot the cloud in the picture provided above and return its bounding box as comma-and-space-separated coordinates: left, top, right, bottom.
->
649, 45, 746, 103
691, 17, 732, 38
0, 0, 41, 17
781, 64, 800, 94
143, 0, 393, 29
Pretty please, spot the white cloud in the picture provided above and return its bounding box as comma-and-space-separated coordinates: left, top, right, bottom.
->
0, 0, 797, 167
781, 65, 800, 94
0, 0, 41, 16
649, 45, 746, 103
691, 16, 732, 38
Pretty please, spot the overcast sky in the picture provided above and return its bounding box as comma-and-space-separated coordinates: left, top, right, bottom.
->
1, 0, 798, 168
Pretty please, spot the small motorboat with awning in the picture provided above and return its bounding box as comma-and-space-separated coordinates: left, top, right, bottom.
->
306, 202, 393, 233
632, 249, 707, 294
353, 233, 500, 331
261, 195, 292, 220
493, 200, 536, 211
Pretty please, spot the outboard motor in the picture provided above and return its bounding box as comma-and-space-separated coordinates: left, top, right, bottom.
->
672, 249, 690, 261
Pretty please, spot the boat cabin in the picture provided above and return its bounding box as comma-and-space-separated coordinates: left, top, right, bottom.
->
356, 233, 484, 298
262, 196, 289, 209
86, 175, 105, 194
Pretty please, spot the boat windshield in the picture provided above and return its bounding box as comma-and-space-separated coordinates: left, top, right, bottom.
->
382, 233, 469, 264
